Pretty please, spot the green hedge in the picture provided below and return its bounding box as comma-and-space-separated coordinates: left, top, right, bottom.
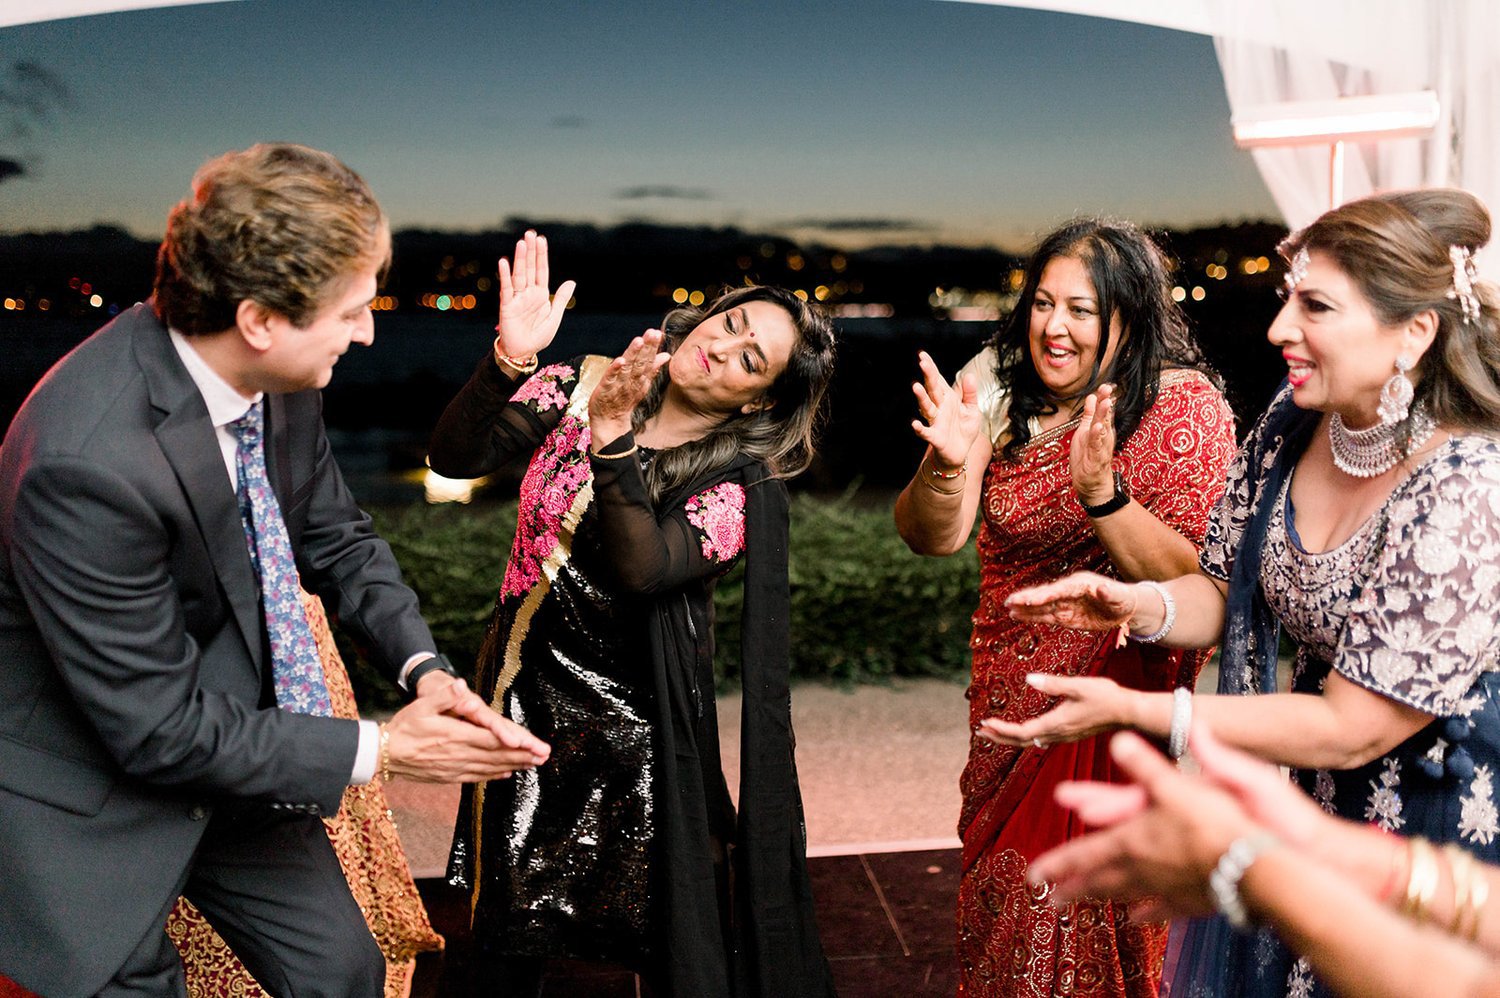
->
341, 491, 978, 708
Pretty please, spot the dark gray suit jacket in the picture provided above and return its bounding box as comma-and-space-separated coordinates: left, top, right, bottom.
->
0, 304, 435, 996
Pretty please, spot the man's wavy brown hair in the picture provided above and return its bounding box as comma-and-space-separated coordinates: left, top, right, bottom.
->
153, 143, 390, 333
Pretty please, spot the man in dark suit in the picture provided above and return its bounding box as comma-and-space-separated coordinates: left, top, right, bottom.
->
0, 143, 549, 997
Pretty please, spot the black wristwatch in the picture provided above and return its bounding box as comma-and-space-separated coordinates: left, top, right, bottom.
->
1079, 471, 1130, 518
405, 653, 458, 698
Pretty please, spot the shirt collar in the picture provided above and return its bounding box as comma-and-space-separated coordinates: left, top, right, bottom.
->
168, 328, 263, 428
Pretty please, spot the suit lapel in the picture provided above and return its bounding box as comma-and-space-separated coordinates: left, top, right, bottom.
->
131, 308, 265, 678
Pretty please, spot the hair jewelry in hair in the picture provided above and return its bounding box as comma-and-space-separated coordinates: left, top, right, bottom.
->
1449, 245, 1481, 324
1329, 404, 1436, 478
1284, 245, 1310, 294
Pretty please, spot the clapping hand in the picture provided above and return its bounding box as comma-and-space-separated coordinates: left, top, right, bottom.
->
975, 672, 1136, 749
1028, 724, 1348, 923
910, 351, 981, 473
589, 330, 670, 451
1071, 385, 1118, 506
383, 676, 550, 784
495, 230, 576, 363
1025, 728, 1255, 919
1005, 570, 1139, 632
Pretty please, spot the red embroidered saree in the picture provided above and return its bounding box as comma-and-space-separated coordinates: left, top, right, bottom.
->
955, 369, 1235, 997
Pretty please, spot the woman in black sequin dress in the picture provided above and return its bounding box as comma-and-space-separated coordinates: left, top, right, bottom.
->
430, 231, 837, 997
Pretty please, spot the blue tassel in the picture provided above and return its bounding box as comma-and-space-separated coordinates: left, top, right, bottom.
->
1447, 746, 1476, 781
1443, 717, 1472, 743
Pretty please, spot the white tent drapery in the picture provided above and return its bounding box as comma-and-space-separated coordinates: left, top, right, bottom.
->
0, 1, 235, 30
956, 0, 1500, 279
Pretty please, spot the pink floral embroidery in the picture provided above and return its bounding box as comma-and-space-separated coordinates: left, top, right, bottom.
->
510, 362, 575, 413
499, 413, 593, 601
684, 482, 746, 563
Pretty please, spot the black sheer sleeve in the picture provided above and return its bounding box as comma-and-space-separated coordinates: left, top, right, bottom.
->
590, 433, 749, 594
427, 353, 582, 478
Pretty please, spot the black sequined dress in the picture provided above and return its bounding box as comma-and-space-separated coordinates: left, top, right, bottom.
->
430, 352, 835, 997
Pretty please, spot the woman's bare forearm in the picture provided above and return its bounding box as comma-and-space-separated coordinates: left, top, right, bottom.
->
894, 438, 991, 556
1127, 674, 1432, 771
1242, 849, 1500, 998
1122, 572, 1227, 649
1089, 502, 1202, 581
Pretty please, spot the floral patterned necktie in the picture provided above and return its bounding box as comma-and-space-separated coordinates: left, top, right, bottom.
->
229, 400, 333, 716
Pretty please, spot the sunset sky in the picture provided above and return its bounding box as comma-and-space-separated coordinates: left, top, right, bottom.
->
0, 0, 1281, 250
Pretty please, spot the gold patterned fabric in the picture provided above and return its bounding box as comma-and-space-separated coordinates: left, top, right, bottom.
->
166, 591, 443, 998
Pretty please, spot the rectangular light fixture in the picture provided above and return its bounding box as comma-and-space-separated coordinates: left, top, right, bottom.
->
1232, 91, 1441, 148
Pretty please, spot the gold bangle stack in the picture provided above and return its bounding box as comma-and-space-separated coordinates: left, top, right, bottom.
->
1401, 837, 1441, 922
1444, 843, 1491, 941
920, 453, 965, 495
378, 723, 393, 785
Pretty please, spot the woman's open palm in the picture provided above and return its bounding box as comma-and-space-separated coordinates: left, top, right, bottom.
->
495, 230, 576, 360
1070, 385, 1118, 504
588, 331, 670, 450
1005, 571, 1137, 631
910, 350, 982, 469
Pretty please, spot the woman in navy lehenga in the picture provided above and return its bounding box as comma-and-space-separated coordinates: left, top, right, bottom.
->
977, 188, 1500, 998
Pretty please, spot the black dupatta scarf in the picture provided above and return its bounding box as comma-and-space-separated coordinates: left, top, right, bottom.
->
647, 458, 835, 998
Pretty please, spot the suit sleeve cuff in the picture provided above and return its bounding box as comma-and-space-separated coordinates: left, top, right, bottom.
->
399, 652, 456, 698
397, 651, 435, 692
350, 719, 380, 785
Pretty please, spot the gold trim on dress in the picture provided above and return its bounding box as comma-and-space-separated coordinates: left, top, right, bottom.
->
472, 354, 610, 918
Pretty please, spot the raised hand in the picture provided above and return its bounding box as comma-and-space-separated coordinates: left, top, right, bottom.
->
1004, 570, 1139, 632
975, 672, 1136, 748
495, 230, 577, 362
910, 350, 982, 472
588, 330, 670, 450
1071, 384, 1118, 505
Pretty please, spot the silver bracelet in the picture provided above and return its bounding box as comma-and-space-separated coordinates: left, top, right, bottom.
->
1208, 832, 1280, 930
1130, 580, 1176, 643
1168, 686, 1193, 760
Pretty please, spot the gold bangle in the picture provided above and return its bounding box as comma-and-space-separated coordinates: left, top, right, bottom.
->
919, 471, 963, 495
591, 444, 639, 460
1469, 856, 1491, 942
925, 453, 965, 480
1402, 837, 1441, 923
378, 723, 392, 785
493, 336, 539, 375
1446, 843, 1491, 941
1446, 844, 1476, 938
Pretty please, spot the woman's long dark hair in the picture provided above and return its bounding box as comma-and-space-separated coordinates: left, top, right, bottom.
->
994, 218, 1211, 461
632, 285, 836, 503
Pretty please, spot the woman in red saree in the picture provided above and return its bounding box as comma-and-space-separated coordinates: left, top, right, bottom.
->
894, 218, 1236, 997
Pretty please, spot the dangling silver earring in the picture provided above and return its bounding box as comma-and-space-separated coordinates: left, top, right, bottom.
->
1377, 354, 1415, 426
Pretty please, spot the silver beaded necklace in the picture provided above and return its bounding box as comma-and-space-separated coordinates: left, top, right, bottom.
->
1327, 407, 1436, 478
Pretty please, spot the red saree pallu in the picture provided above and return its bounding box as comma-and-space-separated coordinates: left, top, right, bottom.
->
958, 636, 1179, 998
